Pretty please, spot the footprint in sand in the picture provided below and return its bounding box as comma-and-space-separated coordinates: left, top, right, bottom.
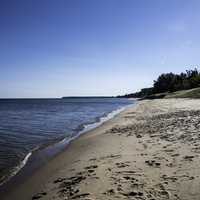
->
32, 192, 47, 200
183, 155, 195, 161
115, 161, 130, 168
145, 160, 161, 167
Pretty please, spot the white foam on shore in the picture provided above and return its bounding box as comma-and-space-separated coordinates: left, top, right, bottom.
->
59, 102, 135, 145
0, 152, 32, 186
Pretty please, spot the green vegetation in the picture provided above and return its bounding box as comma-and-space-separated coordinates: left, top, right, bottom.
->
118, 68, 200, 99
165, 87, 200, 99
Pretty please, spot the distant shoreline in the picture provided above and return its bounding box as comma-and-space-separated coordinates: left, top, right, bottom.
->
62, 96, 116, 99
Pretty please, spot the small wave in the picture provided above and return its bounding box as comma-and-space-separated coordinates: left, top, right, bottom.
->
60, 103, 133, 145
0, 151, 32, 186
21, 152, 32, 168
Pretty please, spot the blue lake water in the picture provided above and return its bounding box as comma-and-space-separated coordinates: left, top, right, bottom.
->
0, 97, 133, 184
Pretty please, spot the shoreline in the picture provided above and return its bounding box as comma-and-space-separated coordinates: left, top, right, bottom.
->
0, 101, 135, 199
3, 98, 200, 200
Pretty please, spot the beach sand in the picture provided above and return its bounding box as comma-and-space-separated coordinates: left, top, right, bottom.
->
2, 98, 200, 200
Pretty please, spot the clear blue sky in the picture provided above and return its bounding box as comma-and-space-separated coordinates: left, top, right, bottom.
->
0, 0, 200, 98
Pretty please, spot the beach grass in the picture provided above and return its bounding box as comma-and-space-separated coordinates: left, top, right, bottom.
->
165, 87, 200, 98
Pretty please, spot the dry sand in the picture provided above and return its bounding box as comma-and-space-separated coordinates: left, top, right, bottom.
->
3, 98, 200, 200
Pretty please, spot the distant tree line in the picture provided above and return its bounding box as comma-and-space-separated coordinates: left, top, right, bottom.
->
118, 68, 200, 98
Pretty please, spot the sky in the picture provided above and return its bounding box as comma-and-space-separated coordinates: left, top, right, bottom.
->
0, 0, 200, 98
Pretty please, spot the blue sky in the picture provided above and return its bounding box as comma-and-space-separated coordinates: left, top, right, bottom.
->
0, 0, 200, 97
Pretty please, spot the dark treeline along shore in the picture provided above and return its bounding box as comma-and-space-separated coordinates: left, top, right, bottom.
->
118, 68, 200, 99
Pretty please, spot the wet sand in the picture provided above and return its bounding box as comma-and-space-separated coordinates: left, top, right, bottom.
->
3, 98, 200, 200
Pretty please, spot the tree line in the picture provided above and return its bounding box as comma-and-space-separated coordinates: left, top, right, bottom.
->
119, 68, 200, 98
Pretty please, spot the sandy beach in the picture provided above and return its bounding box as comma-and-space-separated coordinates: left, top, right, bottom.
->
2, 98, 200, 200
